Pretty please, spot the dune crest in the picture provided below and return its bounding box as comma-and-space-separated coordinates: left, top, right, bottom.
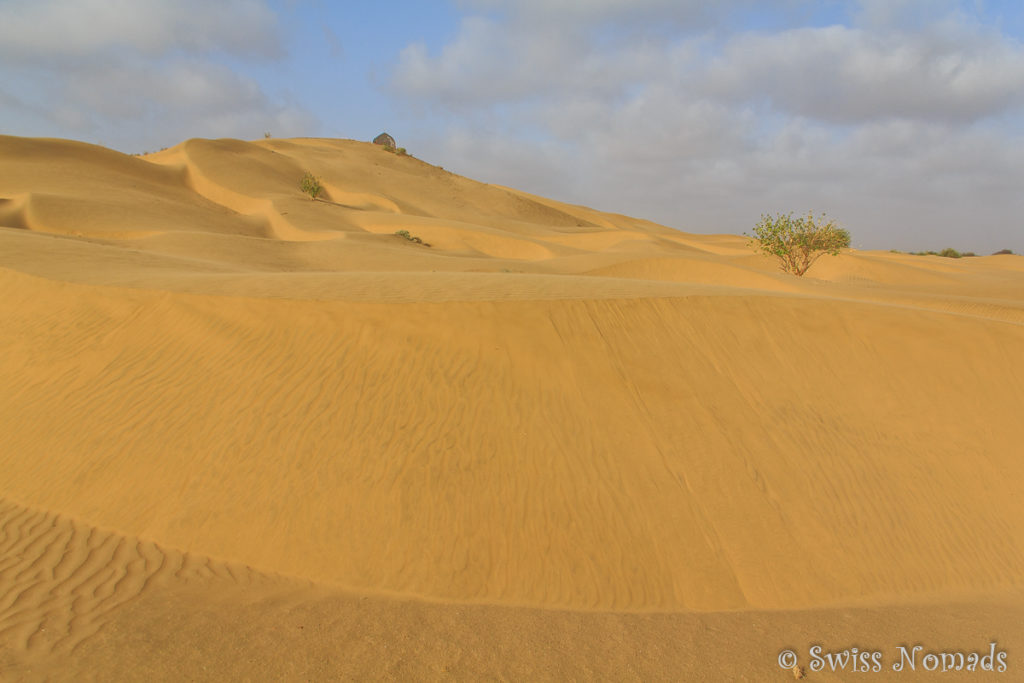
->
0, 496, 288, 664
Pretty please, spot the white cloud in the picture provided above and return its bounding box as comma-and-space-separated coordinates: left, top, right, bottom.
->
854, 0, 960, 30
394, 16, 665, 107
392, 1, 1024, 252
458, 0, 763, 27
702, 22, 1024, 124
65, 61, 261, 118
47, 59, 316, 147
0, 0, 315, 151
420, 128, 581, 198
0, 0, 281, 61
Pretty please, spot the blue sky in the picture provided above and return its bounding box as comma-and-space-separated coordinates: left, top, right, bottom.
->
2, 0, 1023, 253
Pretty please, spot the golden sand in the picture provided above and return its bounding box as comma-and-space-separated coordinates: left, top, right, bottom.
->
1, 135, 1022, 679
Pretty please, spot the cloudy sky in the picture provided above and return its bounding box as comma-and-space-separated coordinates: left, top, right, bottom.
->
2, 0, 1022, 253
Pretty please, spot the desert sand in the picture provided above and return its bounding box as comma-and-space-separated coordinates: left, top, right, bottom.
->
1, 134, 1022, 680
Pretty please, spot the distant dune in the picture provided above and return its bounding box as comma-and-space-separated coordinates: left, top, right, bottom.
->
2, 135, 1022, 680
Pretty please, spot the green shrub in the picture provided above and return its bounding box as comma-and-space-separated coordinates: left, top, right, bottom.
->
938, 247, 961, 258
746, 211, 850, 276
993, 248, 1014, 255
397, 147, 407, 156
394, 229, 429, 246
299, 171, 323, 200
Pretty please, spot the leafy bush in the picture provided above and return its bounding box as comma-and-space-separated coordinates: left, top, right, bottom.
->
746, 211, 850, 276
938, 247, 961, 258
397, 147, 408, 156
993, 248, 1014, 255
299, 171, 323, 200
394, 229, 429, 246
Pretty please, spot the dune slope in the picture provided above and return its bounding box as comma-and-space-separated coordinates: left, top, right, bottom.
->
1, 135, 1022, 678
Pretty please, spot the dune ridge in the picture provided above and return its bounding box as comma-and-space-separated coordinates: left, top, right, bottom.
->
2, 134, 1022, 678
0, 496, 293, 667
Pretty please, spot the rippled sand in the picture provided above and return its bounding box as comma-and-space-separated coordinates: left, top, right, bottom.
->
2, 135, 1022, 680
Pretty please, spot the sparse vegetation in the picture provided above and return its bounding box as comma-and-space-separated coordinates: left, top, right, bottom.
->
394, 229, 430, 246
908, 248, 980, 258
993, 248, 1014, 255
746, 211, 850, 276
299, 171, 323, 200
379, 143, 411, 156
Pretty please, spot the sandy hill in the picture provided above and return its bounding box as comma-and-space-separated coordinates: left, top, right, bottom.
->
1, 135, 1022, 680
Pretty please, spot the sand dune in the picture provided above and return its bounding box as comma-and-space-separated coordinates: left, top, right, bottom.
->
0, 497, 286, 663
5, 493, 1018, 681
1, 135, 1022, 679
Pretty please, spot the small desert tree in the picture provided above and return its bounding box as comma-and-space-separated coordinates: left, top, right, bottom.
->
299, 171, 323, 200
747, 211, 850, 276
